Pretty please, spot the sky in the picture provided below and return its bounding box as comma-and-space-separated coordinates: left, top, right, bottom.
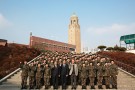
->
0, 0, 135, 51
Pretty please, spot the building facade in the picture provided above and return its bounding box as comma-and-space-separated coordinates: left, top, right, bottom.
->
29, 35, 76, 53
68, 13, 81, 53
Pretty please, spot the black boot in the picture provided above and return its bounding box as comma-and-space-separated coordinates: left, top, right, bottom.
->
30, 85, 33, 89
44, 85, 47, 89
114, 85, 117, 89
112, 85, 115, 89
98, 85, 100, 89
36, 86, 39, 89
62, 85, 66, 89
82, 85, 86, 89
100, 85, 103, 89
31, 86, 34, 89
21, 85, 24, 89
91, 85, 95, 89
106, 85, 110, 89
29, 86, 31, 89
23, 85, 27, 89
98, 85, 102, 89
82, 86, 83, 89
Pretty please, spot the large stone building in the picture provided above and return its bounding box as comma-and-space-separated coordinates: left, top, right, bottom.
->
29, 33, 76, 53
68, 13, 81, 53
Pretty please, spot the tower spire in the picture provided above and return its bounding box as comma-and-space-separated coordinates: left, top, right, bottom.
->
73, 12, 76, 15
71, 12, 78, 17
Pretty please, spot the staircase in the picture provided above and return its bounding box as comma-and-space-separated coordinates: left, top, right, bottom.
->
117, 69, 135, 90
0, 70, 22, 90
0, 68, 135, 90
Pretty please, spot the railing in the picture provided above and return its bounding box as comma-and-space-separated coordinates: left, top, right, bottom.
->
101, 54, 135, 76
116, 61, 135, 74
115, 60, 135, 76
0, 54, 41, 85
118, 68, 135, 78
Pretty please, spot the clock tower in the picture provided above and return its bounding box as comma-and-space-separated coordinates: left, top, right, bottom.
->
68, 13, 81, 53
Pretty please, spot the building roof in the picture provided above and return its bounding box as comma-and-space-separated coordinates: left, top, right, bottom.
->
31, 36, 76, 48
0, 39, 7, 42
120, 34, 135, 44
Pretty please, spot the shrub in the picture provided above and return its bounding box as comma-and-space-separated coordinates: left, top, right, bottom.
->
97, 45, 106, 51
0, 45, 40, 79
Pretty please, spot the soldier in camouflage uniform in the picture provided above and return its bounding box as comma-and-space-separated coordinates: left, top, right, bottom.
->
20, 61, 29, 89
33, 61, 38, 86
40, 62, 45, 86
35, 63, 43, 89
28, 62, 36, 89
80, 63, 88, 89
103, 62, 111, 89
44, 63, 51, 89
88, 62, 96, 89
110, 60, 118, 89
96, 62, 104, 89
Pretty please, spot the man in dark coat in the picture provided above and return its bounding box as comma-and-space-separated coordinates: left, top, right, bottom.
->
51, 61, 60, 89
60, 60, 69, 89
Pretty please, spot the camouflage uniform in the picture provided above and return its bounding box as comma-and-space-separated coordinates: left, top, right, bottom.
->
78, 61, 82, 85
96, 64, 103, 89
110, 63, 118, 89
36, 67, 43, 89
40, 64, 44, 86
20, 63, 29, 89
44, 66, 51, 89
88, 65, 96, 89
28, 65, 36, 89
80, 65, 88, 89
103, 64, 111, 89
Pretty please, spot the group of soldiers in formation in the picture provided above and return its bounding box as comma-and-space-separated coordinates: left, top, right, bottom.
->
20, 51, 118, 89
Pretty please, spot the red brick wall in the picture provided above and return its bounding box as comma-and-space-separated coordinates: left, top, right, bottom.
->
30, 36, 76, 52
